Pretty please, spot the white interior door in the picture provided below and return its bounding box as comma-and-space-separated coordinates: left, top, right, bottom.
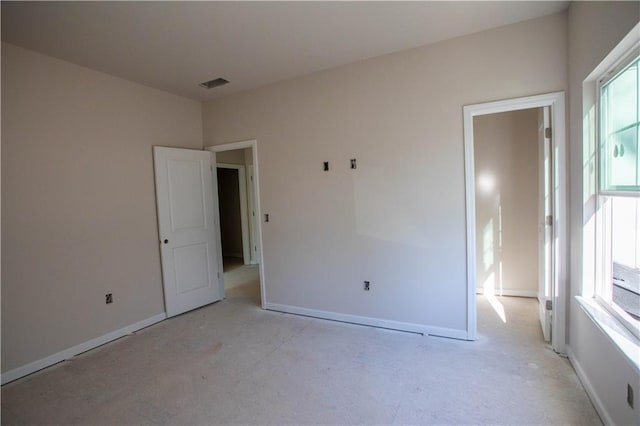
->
247, 165, 260, 265
538, 107, 553, 341
154, 147, 222, 317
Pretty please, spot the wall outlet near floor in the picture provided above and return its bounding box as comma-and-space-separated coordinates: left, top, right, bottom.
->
105, 293, 113, 304
363, 281, 370, 291
628, 383, 634, 409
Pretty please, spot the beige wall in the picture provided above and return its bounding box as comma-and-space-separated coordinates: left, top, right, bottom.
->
474, 108, 540, 296
202, 13, 567, 333
216, 149, 245, 165
244, 148, 253, 166
1, 43, 203, 372
567, 2, 640, 425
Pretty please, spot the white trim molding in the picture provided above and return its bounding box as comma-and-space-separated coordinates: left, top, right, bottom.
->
265, 303, 468, 340
1, 313, 166, 385
463, 92, 567, 352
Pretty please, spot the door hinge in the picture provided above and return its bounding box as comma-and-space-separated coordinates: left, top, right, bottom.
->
545, 300, 553, 311
217, 272, 220, 279
546, 215, 553, 226
545, 127, 552, 139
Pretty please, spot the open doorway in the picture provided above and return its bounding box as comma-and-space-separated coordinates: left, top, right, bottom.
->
217, 164, 250, 264
207, 141, 265, 308
472, 107, 551, 341
463, 92, 567, 354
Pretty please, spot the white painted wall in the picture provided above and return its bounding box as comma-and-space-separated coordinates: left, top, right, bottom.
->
1, 43, 203, 374
567, 2, 640, 425
474, 108, 540, 297
202, 13, 568, 336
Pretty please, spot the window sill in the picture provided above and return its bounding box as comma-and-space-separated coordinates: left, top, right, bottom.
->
575, 296, 640, 371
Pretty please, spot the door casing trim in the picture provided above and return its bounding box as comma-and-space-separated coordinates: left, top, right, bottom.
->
206, 140, 266, 308
462, 92, 567, 354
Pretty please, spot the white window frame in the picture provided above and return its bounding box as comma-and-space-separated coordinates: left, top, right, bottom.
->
595, 45, 640, 340
597, 46, 640, 195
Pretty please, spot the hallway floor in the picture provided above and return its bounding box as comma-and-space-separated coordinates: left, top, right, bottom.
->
1, 295, 600, 425
222, 256, 261, 304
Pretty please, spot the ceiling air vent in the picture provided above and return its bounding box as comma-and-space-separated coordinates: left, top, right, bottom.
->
198, 78, 229, 89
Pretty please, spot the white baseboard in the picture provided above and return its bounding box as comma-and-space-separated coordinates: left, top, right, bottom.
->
264, 302, 469, 340
566, 346, 610, 426
475, 288, 538, 298
1, 313, 166, 385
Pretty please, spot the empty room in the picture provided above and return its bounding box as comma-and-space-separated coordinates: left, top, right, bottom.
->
2, 2, 639, 425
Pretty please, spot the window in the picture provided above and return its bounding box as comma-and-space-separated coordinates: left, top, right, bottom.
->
597, 51, 640, 337
600, 55, 639, 192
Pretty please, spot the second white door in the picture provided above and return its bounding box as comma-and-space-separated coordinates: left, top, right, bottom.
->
538, 106, 553, 342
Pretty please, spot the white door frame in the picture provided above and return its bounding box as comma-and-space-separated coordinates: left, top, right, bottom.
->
206, 140, 266, 309
463, 92, 567, 354
216, 162, 251, 265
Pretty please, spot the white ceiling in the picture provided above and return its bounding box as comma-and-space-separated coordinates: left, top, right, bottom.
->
1, 1, 569, 101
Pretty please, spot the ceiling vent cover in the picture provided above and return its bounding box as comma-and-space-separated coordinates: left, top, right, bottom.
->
198, 78, 229, 89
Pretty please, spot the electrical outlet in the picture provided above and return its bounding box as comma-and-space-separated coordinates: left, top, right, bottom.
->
105, 293, 113, 304
628, 384, 634, 409
364, 281, 370, 291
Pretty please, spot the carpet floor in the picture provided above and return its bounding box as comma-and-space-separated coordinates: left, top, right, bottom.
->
1, 286, 600, 425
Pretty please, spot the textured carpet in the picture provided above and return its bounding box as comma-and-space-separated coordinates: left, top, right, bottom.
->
1, 295, 600, 425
